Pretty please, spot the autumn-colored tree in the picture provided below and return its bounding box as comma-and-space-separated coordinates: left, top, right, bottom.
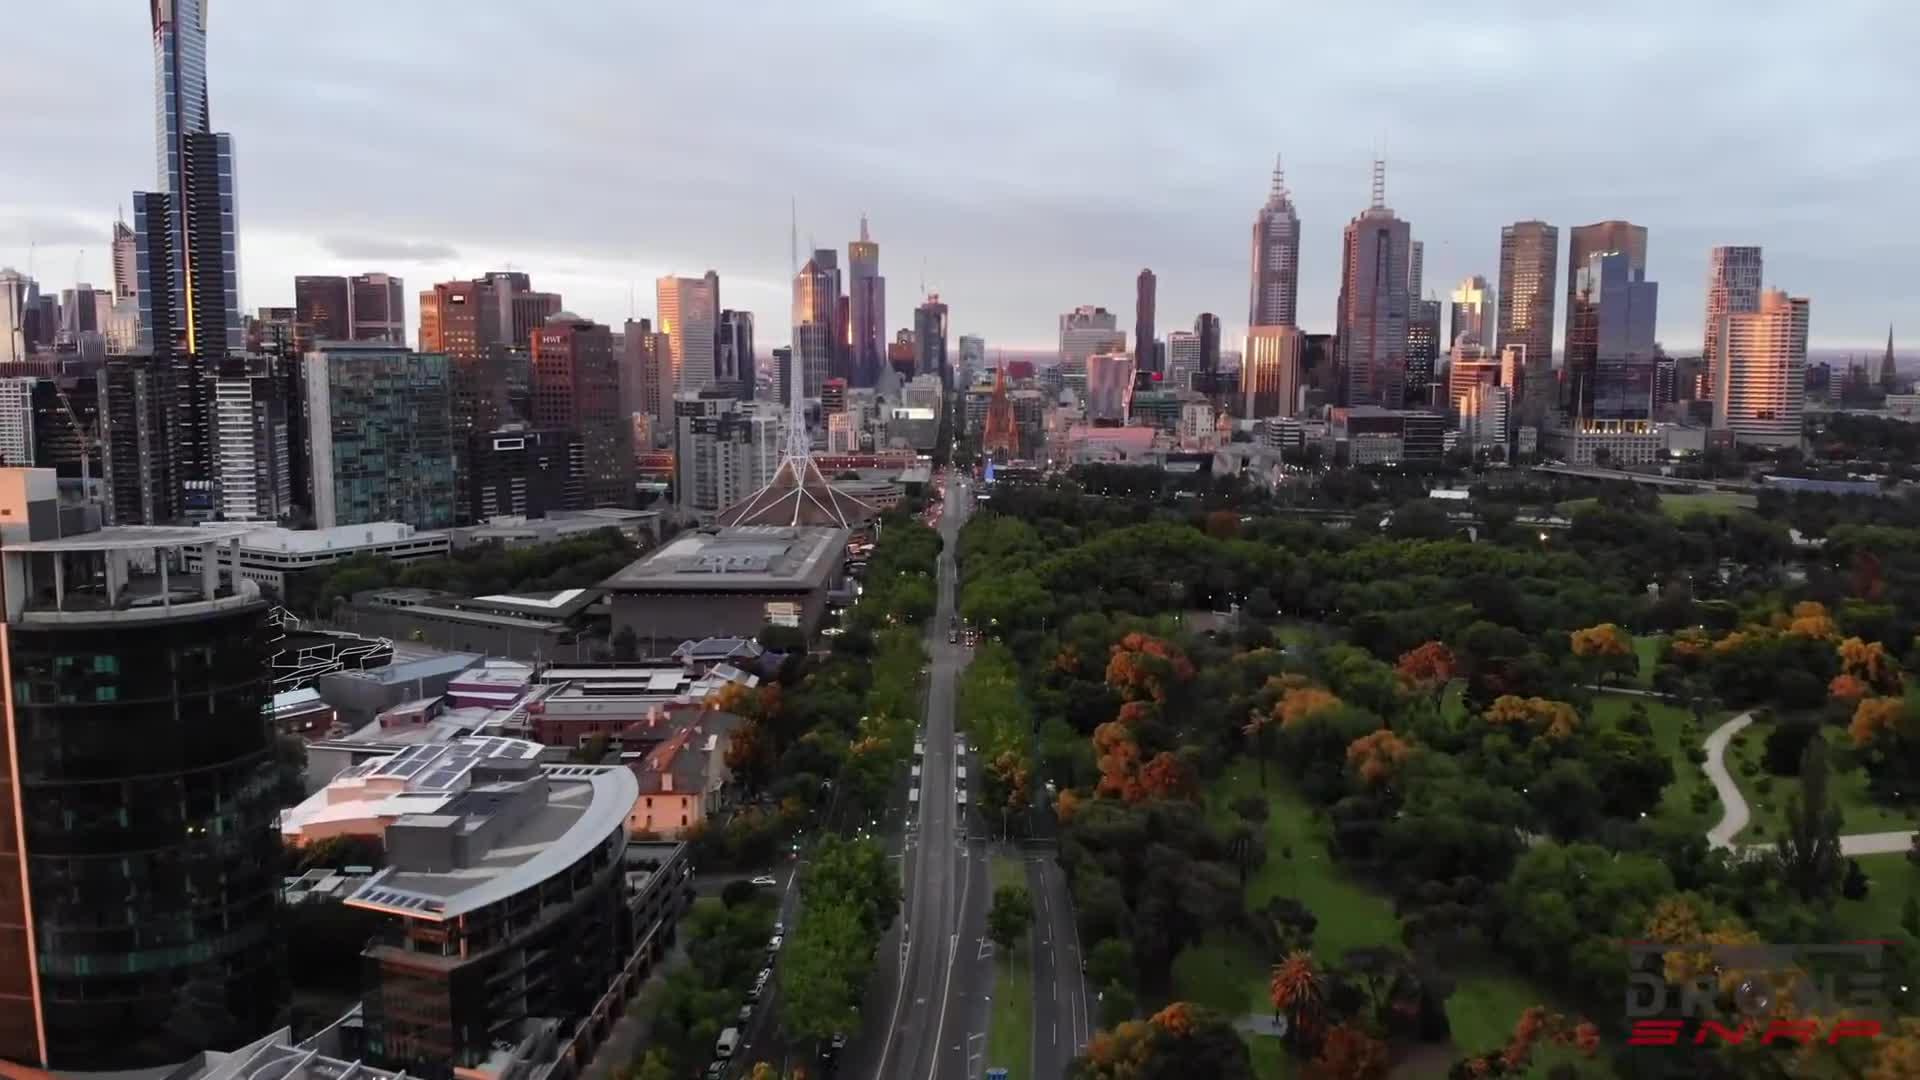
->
1268, 950, 1324, 1047
1866, 1017, 1920, 1080
990, 750, 1032, 814
1056, 788, 1082, 823
1151, 1001, 1197, 1036
1669, 627, 1712, 660
724, 719, 775, 788
1346, 729, 1414, 788
1570, 623, 1635, 686
1205, 510, 1241, 540
1394, 641, 1456, 697
1105, 633, 1197, 703
1452, 1006, 1599, 1074
1641, 895, 1762, 990
706, 680, 753, 715
1093, 722, 1144, 801
1483, 695, 1579, 740
1786, 601, 1840, 640
1839, 637, 1903, 695
1053, 643, 1084, 675
1138, 751, 1198, 801
1278, 687, 1344, 729
1830, 673, 1872, 703
1303, 1024, 1390, 1080
1849, 696, 1907, 748
1116, 700, 1157, 728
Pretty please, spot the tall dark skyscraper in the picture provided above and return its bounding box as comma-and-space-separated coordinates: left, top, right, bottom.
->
1497, 220, 1558, 370
717, 308, 755, 397
848, 216, 886, 388
294, 275, 352, 343
1567, 251, 1659, 427
1194, 312, 1221, 397
1407, 300, 1442, 408
1249, 156, 1301, 328
1135, 268, 1157, 373
350, 272, 405, 342
1565, 221, 1646, 360
915, 295, 951, 387
135, 0, 240, 361
1336, 161, 1413, 408
533, 316, 630, 507
793, 258, 835, 398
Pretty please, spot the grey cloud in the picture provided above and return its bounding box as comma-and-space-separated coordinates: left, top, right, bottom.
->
2, 0, 1914, 349
321, 235, 460, 263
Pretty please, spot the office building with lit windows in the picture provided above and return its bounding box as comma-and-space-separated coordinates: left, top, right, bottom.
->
1497, 220, 1557, 368
1714, 288, 1809, 447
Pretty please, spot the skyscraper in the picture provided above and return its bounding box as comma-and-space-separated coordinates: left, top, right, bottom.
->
1165, 330, 1202, 394
810, 249, 847, 381
1409, 239, 1426, 307
1714, 289, 1809, 447
1449, 275, 1496, 346
1194, 313, 1222, 394
1885, 326, 1900, 392
1702, 246, 1764, 396
350, 272, 406, 342
1135, 269, 1157, 372
533, 315, 630, 507
958, 334, 986, 383
111, 214, 138, 300
295, 275, 353, 343
1059, 305, 1125, 399
793, 258, 835, 399
1336, 161, 1413, 408
1497, 220, 1558, 369
136, 0, 241, 360
1248, 156, 1300, 328
848, 217, 886, 388
717, 309, 755, 397
1242, 326, 1303, 419
1566, 220, 1647, 357
1568, 251, 1659, 428
915, 295, 950, 386
0, 482, 285, 1072
212, 360, 291, 521
0, 268, 29, 364
1407, 300, 1442, 408
658, 274, 720, 400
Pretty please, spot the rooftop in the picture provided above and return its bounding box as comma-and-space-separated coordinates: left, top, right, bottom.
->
334, 650, 484, 687
230, 522, 444, 553
1, 521, 259, 553
602, 525, 848, 593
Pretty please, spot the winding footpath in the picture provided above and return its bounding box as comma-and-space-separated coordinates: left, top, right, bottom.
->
1699, 711, 1917, 856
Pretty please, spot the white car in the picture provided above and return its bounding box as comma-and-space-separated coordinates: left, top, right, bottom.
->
767, 934, 784, 953
750, 875, 777, 887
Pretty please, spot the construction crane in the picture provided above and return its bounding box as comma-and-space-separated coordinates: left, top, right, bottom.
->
52, 379, 97, 488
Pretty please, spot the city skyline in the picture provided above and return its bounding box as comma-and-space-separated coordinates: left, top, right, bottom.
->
0, 2, 1912, 353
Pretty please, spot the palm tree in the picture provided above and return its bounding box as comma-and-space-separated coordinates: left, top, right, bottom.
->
1269, 949, 1323, 1053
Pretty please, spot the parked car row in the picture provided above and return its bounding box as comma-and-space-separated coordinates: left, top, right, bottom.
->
706, 933, 786, 1077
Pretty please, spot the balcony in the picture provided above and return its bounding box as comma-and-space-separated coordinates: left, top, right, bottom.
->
2, 524, 264, 626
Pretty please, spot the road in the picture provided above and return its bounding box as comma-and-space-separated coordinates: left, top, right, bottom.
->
846, 472, 993, 1080
1025, 852, 1091, 1080
1699, 708, 1916, 856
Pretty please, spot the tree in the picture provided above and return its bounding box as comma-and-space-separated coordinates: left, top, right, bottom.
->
987, 883, 1035, 953
1269, 950, 1324, 1052
1569, 623, 1635, 686
1844, 858, 1871, 901
1105, 633, 1197, 704
1851, 696, 1908, 747
1776, 736, 1846, 903
1069, 1004, 1254, 1080
1346, 730, 1414, 789
1304, 1024, 1390, 1080
612, 624, 640, 660
633, 1050, 673, 1080
1244, 708, 1280, 788
1395, 641, 1456, 699
778, 901, 866, 1043
1483, 695, 1579, 740
1279, 686, 1345, 729
1086, 938, 1135, 988
1137, 751, 1198, 801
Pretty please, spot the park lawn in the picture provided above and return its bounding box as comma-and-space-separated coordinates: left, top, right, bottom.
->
1723, 721, 1920, 843
987, 855, 1033, 1080
1632, 635, 1663, 687
1656, 491, 1755, 519
1590, 694, 1717, 828
1837, 853, 1920, 939
1183, 764, 1557, 1070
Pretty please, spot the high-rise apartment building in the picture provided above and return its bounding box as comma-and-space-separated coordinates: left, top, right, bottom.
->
1714, 289, 1809, 447
305, 344, 454, 527
1135, 269, 1157, 372
658, 274, 720, 400
793, 258, 835, 400
467, 424, 582, 521
1194, 313, 1222, 392
295, 275, 353, 343
111, 214, 138, 300
213, 361, 291, 521
1409, 239, 1426, 307
0, 472, 284, 1071
717, 309, 755, 397
1450, 275, 1496, 346
1242, 326, 1303, 419
1567, 251, 1659, 428
1249, 157, 1301, 328
350, 272, 406, 342
915, 295, 950, 386
0, 268, 28, 365
621, 316, 663, 423
958, 334, 986, 383
1086, 351, 1135, 422
674, 392, 784, 521
532, 315, 630, 507
97, 359, 180, 525
1165, 330, 1202, 394
809, 249, 847, 382
1407, 300, 1442, 408
848, 216, 886, 388
1497, 220, 1558, 369
1336, 162, 1413, 408
1059, 306, 1125, 398
1565, 221, 1646, 356
0, 377, 36, 466
1702, 246, 1763, 396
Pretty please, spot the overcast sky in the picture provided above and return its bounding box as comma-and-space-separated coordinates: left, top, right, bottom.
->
1, 1, 1912, 354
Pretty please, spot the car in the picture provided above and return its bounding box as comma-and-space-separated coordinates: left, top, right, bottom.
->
757, 967, 773, 985
947, 629, 958, 644
747, 982, 764, 1003
750, 875, 777, 887
706, 1062, 726, 1080
738, 1004, 753, 1024
767, 934, 784, 953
